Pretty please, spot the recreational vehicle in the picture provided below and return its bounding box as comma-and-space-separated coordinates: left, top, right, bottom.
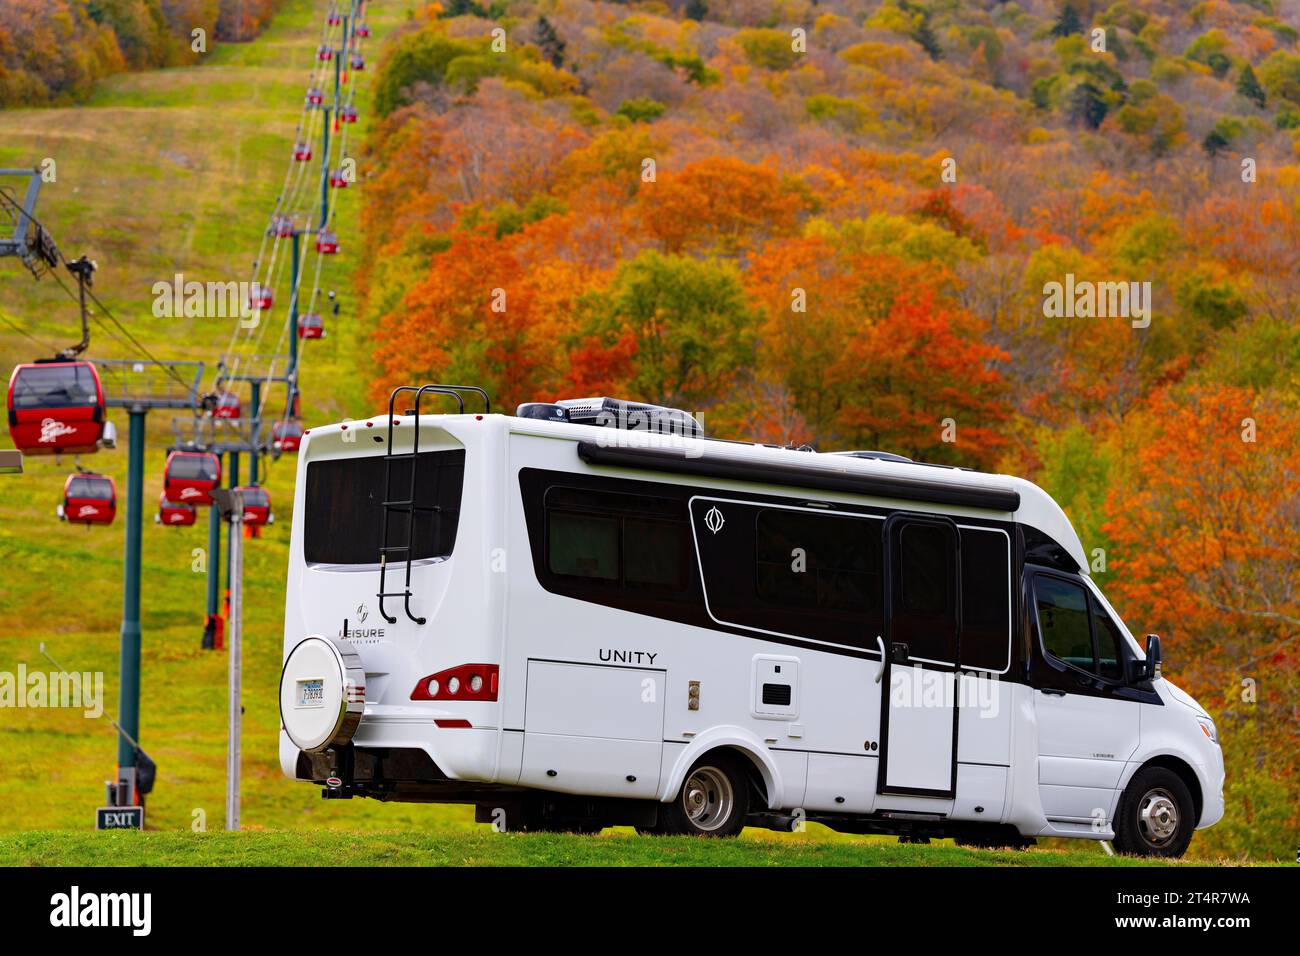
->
278, 388, 1224, 857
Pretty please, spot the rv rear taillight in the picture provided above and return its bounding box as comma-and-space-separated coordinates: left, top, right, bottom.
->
411, 664, 499, 701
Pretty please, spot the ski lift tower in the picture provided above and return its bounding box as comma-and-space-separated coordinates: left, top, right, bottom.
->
92, 359, 205, 810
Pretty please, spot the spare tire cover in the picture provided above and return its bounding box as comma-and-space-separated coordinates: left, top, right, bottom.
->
280, 634, 365, 752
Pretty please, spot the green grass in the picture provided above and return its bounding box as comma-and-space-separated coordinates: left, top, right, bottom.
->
1, 829, 1212, 867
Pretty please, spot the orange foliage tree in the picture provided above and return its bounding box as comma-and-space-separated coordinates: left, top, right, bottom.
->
1100, 384, 1300, 854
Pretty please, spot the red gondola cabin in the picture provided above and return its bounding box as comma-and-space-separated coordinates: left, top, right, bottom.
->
356, 22, 370, 38
349, 52, 365, 71
339, 104, 358, 124
213, 391, 241, 420
157, 492, 197, 526
269, 215, 295, 238
317, 44, 333, 61
250, 283, 273, 312
297, 312, 325, 339
164, 450, 221, 505
60, 473, 116, 525
293, 142, 312, 161
329, 169, 349, 188
7, 361, 106, 456
272, 418, 304, 452
316, 229, 339, 254
306, 87, 324, 106
237, 486, 273, 526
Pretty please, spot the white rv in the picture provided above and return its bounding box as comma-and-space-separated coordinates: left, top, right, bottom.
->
278, 389, 1224, 856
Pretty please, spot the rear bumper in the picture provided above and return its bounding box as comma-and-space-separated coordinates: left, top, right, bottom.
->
280, 722, 499, 785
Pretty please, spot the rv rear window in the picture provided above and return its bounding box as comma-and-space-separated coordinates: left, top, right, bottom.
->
303, 449, 465, 566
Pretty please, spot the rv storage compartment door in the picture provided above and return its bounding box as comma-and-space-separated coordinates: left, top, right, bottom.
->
520, 660, 665, 799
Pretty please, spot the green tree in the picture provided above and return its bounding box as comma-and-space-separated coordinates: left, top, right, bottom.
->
372, 29, 480, 116
585, 251, 758, 410
1051, 3, 1083, 38
1069, 80, 1109, 128
532, 15, 565, 68
1201, 117, 1243, 156
1237, 63, 1267, 109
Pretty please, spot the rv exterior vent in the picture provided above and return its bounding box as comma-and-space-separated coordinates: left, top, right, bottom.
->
762, 683, 792, 706
517, 397, 703, 438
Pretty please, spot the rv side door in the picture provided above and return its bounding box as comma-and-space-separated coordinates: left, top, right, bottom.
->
878, 515, 960, 798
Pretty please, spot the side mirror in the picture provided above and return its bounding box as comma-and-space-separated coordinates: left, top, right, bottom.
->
1145, 634, 1162, 681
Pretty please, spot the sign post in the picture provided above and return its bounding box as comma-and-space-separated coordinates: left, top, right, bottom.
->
212, 488, 245, 831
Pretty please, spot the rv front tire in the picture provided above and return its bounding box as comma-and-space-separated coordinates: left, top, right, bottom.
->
1112, 766, 1195, 858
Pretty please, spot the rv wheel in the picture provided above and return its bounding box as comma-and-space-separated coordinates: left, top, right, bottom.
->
659, 754, 750, 838
1112, 766, 1194, 858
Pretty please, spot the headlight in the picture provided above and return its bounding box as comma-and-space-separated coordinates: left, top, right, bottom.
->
1196, 716, 1218, 744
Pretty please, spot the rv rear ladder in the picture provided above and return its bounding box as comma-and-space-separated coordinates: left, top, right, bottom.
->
375, 384, 490, 625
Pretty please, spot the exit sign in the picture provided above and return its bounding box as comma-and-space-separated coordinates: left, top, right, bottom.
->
96, 806, 144, 830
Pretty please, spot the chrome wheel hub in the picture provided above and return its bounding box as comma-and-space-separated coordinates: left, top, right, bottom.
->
1138, 788, 1179, 845
682, 766, 734, 832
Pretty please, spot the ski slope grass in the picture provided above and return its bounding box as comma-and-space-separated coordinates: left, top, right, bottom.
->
1, 829, 1227, 867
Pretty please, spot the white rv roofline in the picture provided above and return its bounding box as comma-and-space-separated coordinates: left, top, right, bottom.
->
306, 412, 1090, 572
504, 415, 1088, 572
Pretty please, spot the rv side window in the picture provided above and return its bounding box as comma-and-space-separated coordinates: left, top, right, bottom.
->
549, 513, 619, 580
545, 488, 688, 591
959, 527, 1011, 672
303, 449, 465, 565
692, 499, 883, 650
1034, 576, 1092, 670
1034, 573, 1131, 680
892, 521, 958, 664
755, 508, 877, 613
1090, 596, 1126, 681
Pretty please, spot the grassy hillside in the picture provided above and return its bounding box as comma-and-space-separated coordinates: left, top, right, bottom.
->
0, 0, 462, 837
